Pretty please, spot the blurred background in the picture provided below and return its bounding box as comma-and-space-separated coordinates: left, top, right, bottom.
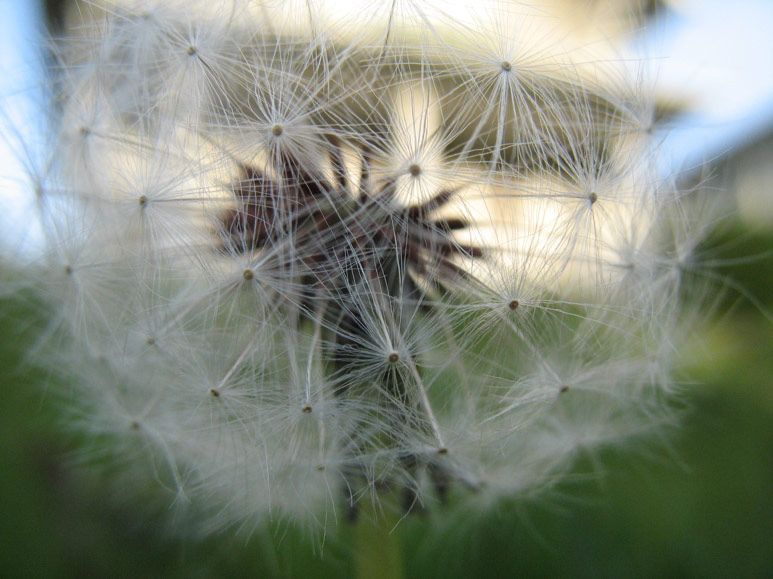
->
1, 0, 771, 577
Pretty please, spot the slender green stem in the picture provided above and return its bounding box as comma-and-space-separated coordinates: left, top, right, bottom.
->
352, 501, 404, 579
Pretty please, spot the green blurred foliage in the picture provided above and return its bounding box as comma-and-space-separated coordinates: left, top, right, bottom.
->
1, 223, 771, 578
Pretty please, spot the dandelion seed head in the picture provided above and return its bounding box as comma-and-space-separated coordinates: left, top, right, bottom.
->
7, 0, 718, 533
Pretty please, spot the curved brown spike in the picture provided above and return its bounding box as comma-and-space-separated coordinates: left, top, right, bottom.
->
233, 164, 272, 201
457, 245, 484, 258
408, 188, 457, 218
239, 163, 264, 181
406, 223, 478, 257
415, 236, 483, 259
432, 218, 468, 232
374, 177, 398, 203
277, 150, 329, 201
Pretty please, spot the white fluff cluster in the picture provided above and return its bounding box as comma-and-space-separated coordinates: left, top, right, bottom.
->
22, 0, 706, 530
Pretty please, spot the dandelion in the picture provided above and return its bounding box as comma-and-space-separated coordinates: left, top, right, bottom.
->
11, 0, 714, 536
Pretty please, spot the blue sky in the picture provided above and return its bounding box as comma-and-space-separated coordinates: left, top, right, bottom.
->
633, 0, 773, 168
0, 0, 45, 256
